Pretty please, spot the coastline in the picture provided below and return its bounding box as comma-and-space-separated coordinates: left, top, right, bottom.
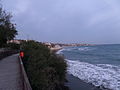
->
50, 47, 63, 53
66, 74, 102, 90
56, 48, 103, 90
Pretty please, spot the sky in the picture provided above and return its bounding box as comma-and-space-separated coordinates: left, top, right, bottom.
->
2, 0, 120, 44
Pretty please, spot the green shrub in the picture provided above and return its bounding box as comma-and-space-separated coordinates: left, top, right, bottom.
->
21, 41, 67, 90
6, 43, 20, 50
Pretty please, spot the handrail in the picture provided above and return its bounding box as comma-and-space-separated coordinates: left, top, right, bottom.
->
18, 56, 32, 90
0, 50, 18, 60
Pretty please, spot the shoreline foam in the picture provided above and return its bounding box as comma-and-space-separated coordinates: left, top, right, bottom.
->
67, 59, 120, 90
56, 49, 104, 90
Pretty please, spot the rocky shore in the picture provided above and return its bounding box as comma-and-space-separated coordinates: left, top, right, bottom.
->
66, 74, 102, 90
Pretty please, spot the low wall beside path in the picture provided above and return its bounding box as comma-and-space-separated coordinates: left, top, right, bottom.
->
18, 56, 32, 90
0, 49, 18, 60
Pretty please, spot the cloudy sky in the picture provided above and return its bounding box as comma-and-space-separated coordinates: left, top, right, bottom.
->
2, 0, 120, 44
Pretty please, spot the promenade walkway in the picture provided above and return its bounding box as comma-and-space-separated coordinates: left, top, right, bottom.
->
0, 54, 23, 90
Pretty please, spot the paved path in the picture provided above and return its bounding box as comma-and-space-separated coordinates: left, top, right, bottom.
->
0, 54, 23, 90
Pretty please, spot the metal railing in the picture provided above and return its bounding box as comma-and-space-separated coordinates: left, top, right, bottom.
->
19, 56, 32, 90
0, 50, 18, 60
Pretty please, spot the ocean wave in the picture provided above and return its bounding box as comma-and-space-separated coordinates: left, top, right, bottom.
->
57, 47, 95, 54
78, 47, 95, 51
56, 48, 76, 54
56, 49, 65, 54
66, 59, 120, 90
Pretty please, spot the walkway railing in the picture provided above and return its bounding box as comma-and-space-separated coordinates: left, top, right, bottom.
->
0, 50, 18, 60
19, 56, 32, 90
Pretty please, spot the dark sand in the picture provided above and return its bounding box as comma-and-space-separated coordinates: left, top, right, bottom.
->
66, 74, 102, 90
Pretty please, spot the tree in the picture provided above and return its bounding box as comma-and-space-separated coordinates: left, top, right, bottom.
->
0, 6, 17, 47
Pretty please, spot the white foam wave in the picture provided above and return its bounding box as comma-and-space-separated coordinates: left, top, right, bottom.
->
56, 49, 65, 54
78, 47, 95, 51
56, 48, 75, 54
66, 59, 120, 90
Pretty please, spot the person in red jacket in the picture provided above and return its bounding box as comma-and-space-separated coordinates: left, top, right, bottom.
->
20, 51, 24, 59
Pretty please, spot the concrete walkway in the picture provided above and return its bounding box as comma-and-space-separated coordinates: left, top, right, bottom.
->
0, 54, 23, 90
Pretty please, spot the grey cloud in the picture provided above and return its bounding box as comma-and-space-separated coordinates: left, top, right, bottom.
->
2, 0, 120, 44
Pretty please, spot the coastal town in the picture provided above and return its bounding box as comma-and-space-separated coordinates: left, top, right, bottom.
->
8, 39, 95, 51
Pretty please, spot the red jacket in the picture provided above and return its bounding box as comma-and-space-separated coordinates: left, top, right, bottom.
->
20, 52, 24, 58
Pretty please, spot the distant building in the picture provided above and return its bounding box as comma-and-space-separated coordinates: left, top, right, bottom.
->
43, 42, 52, 48
7, 40, 21, 44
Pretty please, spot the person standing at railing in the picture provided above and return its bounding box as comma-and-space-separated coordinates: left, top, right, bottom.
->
20, 51, 24, 59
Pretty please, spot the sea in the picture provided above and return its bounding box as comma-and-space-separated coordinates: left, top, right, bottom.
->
57, 44, 120, 90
